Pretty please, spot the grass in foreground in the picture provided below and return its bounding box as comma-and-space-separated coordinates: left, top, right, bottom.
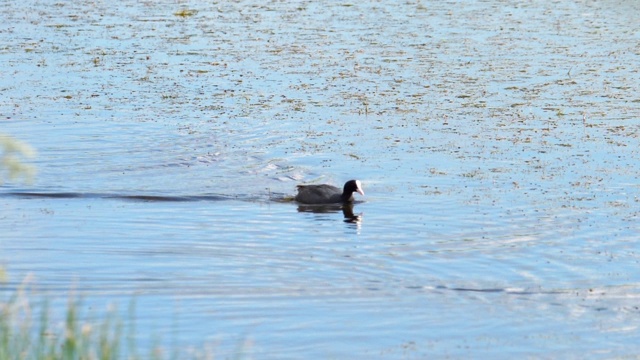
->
0, 277, 241, 360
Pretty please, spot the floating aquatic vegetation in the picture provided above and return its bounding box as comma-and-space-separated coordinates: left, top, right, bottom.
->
173, 9, 198, 17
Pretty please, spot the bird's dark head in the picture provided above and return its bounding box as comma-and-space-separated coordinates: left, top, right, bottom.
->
344, 179, 364, 196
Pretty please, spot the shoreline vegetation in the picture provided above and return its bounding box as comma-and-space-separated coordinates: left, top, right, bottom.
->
0, 134, 36, 185
0, 275, 237, 360
2, 275, 137, 360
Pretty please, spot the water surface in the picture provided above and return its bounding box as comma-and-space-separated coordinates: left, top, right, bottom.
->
2, 0, 640, 358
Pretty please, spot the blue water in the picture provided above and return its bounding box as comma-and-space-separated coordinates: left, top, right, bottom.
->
2, 0, 640, 358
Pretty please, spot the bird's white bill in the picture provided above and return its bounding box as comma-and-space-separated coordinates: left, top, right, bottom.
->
355, 180, 365, 196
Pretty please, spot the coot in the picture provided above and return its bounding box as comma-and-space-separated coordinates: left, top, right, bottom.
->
295, 179, 364, 204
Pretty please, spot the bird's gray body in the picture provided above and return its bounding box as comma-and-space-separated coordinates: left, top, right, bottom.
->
295, 184, 348, 204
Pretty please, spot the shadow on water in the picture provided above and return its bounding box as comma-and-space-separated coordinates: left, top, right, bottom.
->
3, 191, 238, 202
434, 285, 565, 296
297, 202, 363, 224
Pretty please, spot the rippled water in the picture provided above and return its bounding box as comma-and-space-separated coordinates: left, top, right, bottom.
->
2, 0, 640, 358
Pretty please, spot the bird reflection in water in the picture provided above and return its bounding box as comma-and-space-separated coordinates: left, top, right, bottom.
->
297, 202, 362, 224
